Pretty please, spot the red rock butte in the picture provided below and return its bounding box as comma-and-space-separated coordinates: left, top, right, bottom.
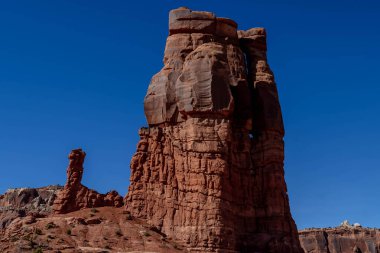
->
125, 7, 303, 253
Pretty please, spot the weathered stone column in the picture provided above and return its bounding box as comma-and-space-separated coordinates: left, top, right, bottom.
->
126, 7, 303, 253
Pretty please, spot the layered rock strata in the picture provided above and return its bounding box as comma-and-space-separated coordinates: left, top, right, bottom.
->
125, 7, 302, 253
299, 227, 380, 253
53, 149, 123, 214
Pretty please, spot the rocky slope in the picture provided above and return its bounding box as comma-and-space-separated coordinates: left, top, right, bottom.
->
0, 207, 182, 253
125, 7, 302, 253
299, 223, 380, 253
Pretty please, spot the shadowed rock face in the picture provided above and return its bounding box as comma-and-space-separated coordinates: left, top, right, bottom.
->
125, 7, 302, 253
53, 149, 123, 214
299, 227, 380, 253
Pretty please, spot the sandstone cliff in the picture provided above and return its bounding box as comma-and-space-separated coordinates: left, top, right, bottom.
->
125, 7, 302, 253
299, 226, 380, 253
53, 149, 123, 214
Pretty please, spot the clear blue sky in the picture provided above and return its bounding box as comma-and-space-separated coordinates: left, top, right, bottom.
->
0, 0, 379, 230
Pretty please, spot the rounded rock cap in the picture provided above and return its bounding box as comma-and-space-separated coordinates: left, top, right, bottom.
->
169, 7, 238, 39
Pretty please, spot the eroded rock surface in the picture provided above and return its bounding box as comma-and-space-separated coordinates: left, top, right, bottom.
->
53, 149, 123, 214
299, 227, 380, 253
126, 7, 302, 253
0, 207, 182, 253
0, 186, 62, 229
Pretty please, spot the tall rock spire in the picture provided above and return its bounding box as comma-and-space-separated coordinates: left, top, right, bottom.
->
53, 149, 123, 214
125, 7, 303, 252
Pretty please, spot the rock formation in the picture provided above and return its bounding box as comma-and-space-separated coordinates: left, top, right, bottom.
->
0, 186, 61, 212
299, 226, 380, 253
125, 7, 303, 253
0, 186, 62, 229
53, 149, 123, 214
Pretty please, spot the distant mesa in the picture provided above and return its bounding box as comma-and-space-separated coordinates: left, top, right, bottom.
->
299, 220, 379, 253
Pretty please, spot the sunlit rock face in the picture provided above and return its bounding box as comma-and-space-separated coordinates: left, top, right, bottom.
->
125, 7, 302, 253
53, 149, 123, 214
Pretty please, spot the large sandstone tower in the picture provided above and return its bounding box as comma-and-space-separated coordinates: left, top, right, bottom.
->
126, 7, 303, 253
